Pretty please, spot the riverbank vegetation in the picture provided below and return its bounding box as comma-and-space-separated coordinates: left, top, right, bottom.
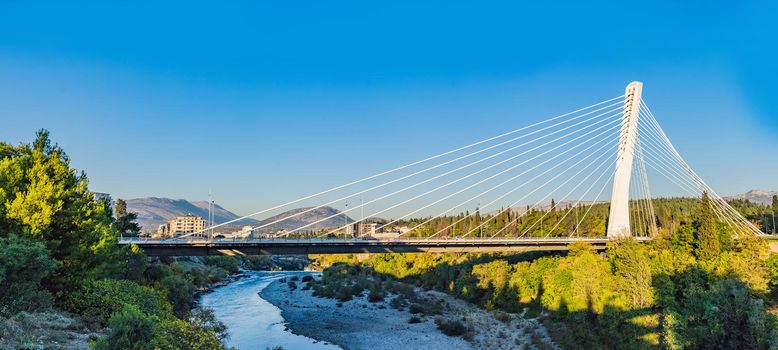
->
0, 131, 236, 349
312, 195, 778, 349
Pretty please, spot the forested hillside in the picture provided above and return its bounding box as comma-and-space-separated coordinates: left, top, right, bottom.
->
383, 197, 776, 239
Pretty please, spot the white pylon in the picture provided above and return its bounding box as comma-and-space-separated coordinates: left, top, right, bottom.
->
607, 81, 643, 239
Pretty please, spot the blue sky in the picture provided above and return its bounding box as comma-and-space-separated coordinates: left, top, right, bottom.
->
1, 1, 777, 216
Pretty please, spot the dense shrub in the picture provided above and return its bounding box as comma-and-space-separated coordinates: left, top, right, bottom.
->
367, 287, 384, 302
91, 304, 155, 350
243, 255, 273, 270
389, 296, 406, 309
92, 304, 229, 350
335, 287, 353, 302
312, 283, 335, 298
435, 318, 467, 337
0, 235, 59, 316
144, 263, 175, 282
62, 278, 171, 326
493, 310, 511, 324
188, 307, 229, 342
202, 256, 239, 275
156, 275, 196, 318
409, 304, 426, 314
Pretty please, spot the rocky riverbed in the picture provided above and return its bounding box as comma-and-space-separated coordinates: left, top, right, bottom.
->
260, 274, 558, 350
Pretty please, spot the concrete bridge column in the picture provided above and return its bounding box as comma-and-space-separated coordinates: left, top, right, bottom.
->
607, 82, 643, 239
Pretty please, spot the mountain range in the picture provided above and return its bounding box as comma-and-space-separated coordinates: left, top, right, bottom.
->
125, 197, 352, 233
723, 189, 778, 206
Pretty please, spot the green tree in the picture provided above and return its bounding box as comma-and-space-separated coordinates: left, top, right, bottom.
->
607, 239, 653, 308
694, 192, 720, 262
189, 307, 229, 342
0, 235, 60, 315
771, 195, 778, 234
114, 198, 142, 237
0, 130, 124, 291
765, 254, 778, 289
122, 244, 147, 282
115, 198, 127, 217
542, 242, 613, 313
156, 275, 196, 318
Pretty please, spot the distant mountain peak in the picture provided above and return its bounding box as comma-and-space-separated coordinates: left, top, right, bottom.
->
746, 189, 775, 196
125, 197, 352, 234
724, 189, 777, 205
125, 197, 259, 233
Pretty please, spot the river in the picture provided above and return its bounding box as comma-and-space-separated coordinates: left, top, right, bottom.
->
199, 271, 341, 350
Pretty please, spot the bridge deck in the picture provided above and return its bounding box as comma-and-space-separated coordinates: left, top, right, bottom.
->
119, 237, 655, 256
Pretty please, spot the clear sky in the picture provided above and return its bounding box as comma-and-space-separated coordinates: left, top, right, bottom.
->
1, 1, 777, 216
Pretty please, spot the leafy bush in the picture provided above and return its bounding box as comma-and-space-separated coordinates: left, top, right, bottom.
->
435, 318, 467, 337
312, 284, 335, 298
335, 287, 353, 302
92, 304, 229, 350
188, 307, 229, 342
91, 304, 155, 350
389, 296, 406, 310
287, 281, 297, 290
408, 316, 422, 324
301, 275, 314, 282
367, 287, 384, 302
409, 304, 426, 314
156, 275, 196, 318
144, 263, 175, 282
0, 235, 59, 316
244, 255, 273, 270
62, 279, 171, 327
493, 310, 511, 324
203, 256, 239, 275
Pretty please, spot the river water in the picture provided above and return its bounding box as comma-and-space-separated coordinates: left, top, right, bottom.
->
199, 271, 341, 350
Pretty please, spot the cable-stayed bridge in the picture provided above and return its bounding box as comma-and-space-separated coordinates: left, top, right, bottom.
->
121, 82, 772, 256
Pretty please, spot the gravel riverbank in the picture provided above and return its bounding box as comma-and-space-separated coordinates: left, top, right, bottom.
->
260, 275, 558, 350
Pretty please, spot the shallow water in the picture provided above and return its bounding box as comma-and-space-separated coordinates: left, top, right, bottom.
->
200, 271, 341, 350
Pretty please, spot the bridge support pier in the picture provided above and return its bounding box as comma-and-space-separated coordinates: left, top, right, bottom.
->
607, 82, 643, 239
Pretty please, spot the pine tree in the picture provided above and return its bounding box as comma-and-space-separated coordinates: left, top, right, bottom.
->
1, 130, 127, 291
772, 195, 778, 234
115, 198, 127, 218
694, 192, 720, 261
